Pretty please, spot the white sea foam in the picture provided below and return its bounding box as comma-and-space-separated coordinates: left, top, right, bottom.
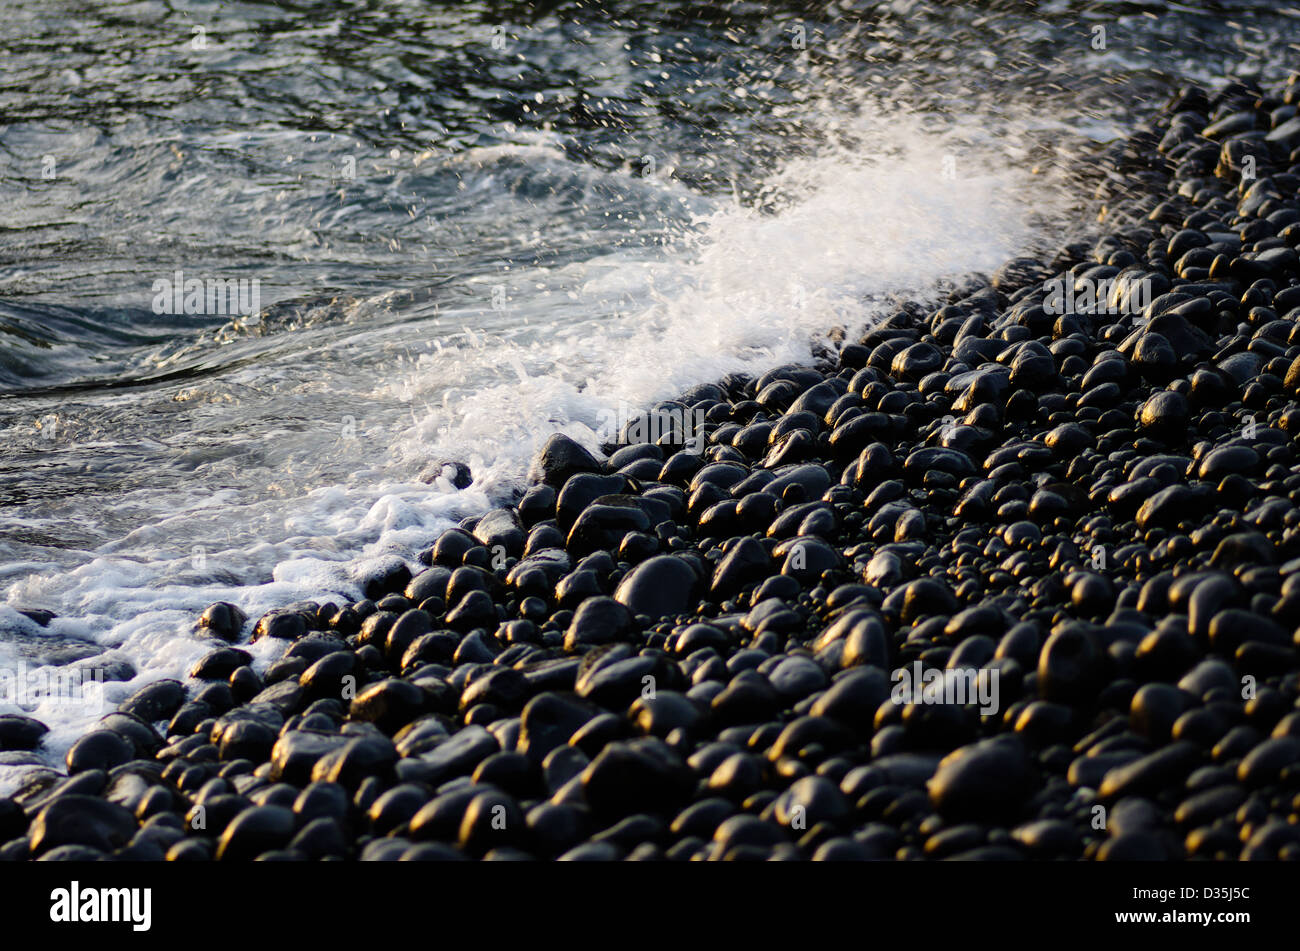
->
0, 103, 1066, 779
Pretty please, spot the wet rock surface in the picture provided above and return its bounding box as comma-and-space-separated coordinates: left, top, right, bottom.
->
10, 74, 1300, 862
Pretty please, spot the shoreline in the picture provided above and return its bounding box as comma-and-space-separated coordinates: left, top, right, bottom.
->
6, 71, 1300, 861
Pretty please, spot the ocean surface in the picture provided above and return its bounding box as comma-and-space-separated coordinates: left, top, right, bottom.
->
0, 0, 1297, 782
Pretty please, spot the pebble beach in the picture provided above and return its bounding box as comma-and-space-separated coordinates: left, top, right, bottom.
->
2, 2, 1300, 873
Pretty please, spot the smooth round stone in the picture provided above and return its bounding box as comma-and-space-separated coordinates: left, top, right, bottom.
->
190, 647, 254, 681
673, 623, 731, 656
166, 839, 214, 861
1141, 482, 1211, 530
1174, 785, 1247, 828
65, 730, 134, 774
595, 810, 665, 852
670, 798, 736, 841
527, 433, 603, 488
405, 566, 452, 604
360, 838, 412, 862
766, 716, 854, 761
710, 674, 781, 726
1037, 625, 1104, 704
810, 668, 890, 723
36, 845, 109, 861
252, 610, 309, 642
1209, 532, 1273, 569
1237, 736, 1300, 786
287, 817, 349, 859
459, 790, 526, 854
780, 537, 842, 581
1010, 819, 1081, 857
384, 609, 433, 658
713, 813, 788, 851
1138, 390, 1189, 432
215, 805, 297, 861
407, 725, 499, 787
1129, 683, 1191, 742
218, 719, 277, 763
118, 680, 186, 722
1133, 332, 1177, 372
452, 630, 497, 665
1134, 628, 1200, 681
580, 739, 693, 818
460, 667, 529, 713
400, 842, 470, 861
287, 633, 348, 664
891, 342, 943, 379
1198, 444, 1259, 479
197, 602, 248, 642
614, 556, 699, 619
707, 753, 766, 802
1041, 423, 1090, 458
555, 568, 604, 608
883, 578, 958, 624
299, 651, 360, 700
576, 654, 662, 709
471, 751, 538, 798
839, 615, 890, 670
1096, 831, 1169, 861
927, 736, 1034, 820
557, 473, 633, 529
527, 802, 590, 856
310, 736, 399, 790
630, 691, 703, 738
348, 679, 427, 734
567, 500, 654, 555
29, 795, 137, 856
1099, 742, 1201, 800
812, 837, 873, 861
0, 798, 27, 841
709, 537, 772, 598
557, 842, 622, 861
293, 781, 350, 823
446, 589, 497, 631
768, 656, 828, 699
365, 784, 429, 836
902, 447, 976, 482
563, 597, 634, 650
101, 713, 165, 758
0, 714, 49, 751
1070, 573, 1113, 614
518, 692, 597, 763
1217, 351, 1262, 385
472, 508, 525, 556
771, 775, 851, 828
1008, 344, 1058, 387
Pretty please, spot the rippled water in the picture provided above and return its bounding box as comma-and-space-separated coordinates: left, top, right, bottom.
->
0, 0, 1297, 766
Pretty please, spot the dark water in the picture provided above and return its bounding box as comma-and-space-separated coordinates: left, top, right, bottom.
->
0, 0, 1296, 764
